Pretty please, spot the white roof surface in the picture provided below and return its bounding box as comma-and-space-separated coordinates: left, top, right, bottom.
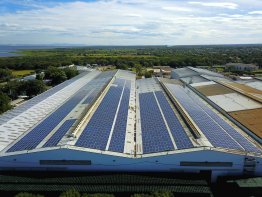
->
180, 75, 209, 84
191, 81, 216, 87
245, 81, 262, 91
208, 93, 262, 112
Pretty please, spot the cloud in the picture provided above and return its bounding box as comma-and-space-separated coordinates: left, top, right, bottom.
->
162, 6, 192, 12
188, 2, 239, 10
249, 10, 262, 15
0, 0, 261, 45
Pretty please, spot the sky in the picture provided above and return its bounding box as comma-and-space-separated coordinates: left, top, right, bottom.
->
0, 0, 262, 45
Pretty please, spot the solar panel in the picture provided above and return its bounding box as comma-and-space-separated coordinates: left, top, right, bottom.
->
185, 89, 261, 153
155, 91, 193, 149
108, 80, 131, 153
75, 78, 125, 150
42, 119, 76, 147
82, 71, 118, 105
166, 84, 260, 153
82, 90, 97, 104
6, 71, 115, 153
139, 92, 174, 154
7, 94, 86, 152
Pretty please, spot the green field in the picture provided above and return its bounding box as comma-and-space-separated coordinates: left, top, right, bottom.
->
12, 70, 35, 77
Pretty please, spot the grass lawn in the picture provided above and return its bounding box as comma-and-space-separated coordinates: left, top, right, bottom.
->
215, 67, 225, 72
12, 70, 35, 78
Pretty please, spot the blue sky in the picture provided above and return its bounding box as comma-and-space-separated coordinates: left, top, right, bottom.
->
0, 0, 262, 45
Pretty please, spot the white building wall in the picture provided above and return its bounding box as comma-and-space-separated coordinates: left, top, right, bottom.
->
1, 148, 261, 181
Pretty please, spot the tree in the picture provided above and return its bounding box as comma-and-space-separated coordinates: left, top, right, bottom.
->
64, 67, 79, 79
45, 66, 67, 85
0, 92, 11, 114
144, 70, 153, 78
22, 80, 47, 98
135, 64, 142, 76
116, 63, 128, 70
36, 72, 44, 80
0, 68, 12, 82
2, 80, 23, 100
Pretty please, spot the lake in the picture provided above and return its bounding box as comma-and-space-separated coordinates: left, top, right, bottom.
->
0, 45, 79, 57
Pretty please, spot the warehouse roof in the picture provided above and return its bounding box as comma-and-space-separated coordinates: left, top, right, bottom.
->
0, 70, 261, 158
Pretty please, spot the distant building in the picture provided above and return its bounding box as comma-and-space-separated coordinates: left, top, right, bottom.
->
171, 67, 224, 84
153, 66, 172, 78
160, 67, 173, 78
76, 66, 92, 72
153, 68, 161, 77
225, 63, 258, 71
21, 74, 36, 81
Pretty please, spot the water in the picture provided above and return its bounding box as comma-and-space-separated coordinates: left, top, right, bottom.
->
0, 46, 22, 57
0, 45, 77, 57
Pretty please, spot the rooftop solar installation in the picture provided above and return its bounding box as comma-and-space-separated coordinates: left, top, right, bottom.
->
0, 69, 261, 182
81, 71, 117, 105
108, 80, 131, 153
0, 71, 103, 152
165, 84, 260, 153
6, 71, 116, 153
42, 119, 76, 148
82, 90, 97, 104
185, 90, 261, 153
139, 92, 174, 154
1, 69, 260, 158
7, 88, 90, 152
75, 78, 126, 150
155, 91, 193, 150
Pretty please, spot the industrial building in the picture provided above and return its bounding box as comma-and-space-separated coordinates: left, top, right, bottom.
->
171, 67, 262, 143
0, 69, 261, 182
225, 63, 259, 71
153, 66, 173, 78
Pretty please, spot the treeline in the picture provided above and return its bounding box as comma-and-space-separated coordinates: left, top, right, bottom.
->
0, 92, 11, 114
45, 66, 79, 85
1, 80, 47, 100
0, 68, 12, 82
0, 67, 78, 99
0, 45, 262, 70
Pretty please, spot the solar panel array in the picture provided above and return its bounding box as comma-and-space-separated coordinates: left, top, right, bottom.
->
75, 78, 126, 150
82, 71, 117, 105
43, 119, 76, 148
166, 84, 260, 153
108, 80, 131, 153
6, 71, 115, 153
82, 90, 97, 104
139, 92, 174, 154
186, 89, 261, 153
0, 72, 88, 126
155, 91, 193, 149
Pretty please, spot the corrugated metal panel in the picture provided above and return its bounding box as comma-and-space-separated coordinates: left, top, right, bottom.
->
208, 93, 262, 112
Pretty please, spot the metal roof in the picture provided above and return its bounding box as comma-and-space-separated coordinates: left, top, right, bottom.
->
208, 93, 262, 112
0, 70, 261, 158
